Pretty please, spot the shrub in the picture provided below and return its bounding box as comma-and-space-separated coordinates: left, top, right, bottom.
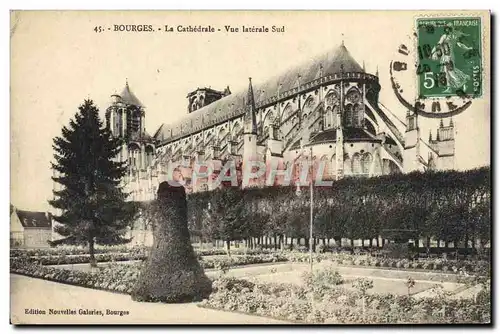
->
301, 265, 344, 297
201, 276, 490, 324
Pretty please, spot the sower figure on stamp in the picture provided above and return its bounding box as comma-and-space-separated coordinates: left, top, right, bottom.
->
431, 28, 473, 93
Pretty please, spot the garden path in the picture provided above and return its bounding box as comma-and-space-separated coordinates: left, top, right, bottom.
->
10, 274, 289, 324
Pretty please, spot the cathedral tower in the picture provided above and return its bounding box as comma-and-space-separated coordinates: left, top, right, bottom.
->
106, 80, 155, 189
106, 80, 146, 140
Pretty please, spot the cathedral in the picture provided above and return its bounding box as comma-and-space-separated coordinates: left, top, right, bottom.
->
105, 42, 456, 202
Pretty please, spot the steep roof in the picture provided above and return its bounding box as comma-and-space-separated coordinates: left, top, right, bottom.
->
154, 43, 366, 144
119, 81, 144, 107
290, 127, 380, 150
15, 210, 52, 228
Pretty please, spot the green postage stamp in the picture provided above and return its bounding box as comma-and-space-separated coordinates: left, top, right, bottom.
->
416, 17, 482, 98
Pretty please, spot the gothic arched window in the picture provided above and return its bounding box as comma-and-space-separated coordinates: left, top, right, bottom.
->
361, 153, 373, 174
303, 97, 315, 118
325, 90, 340, 106
352, 153, 362, 175
354, 104, 364, 128
344, 156, 351, 175
146, 145, 154, 167
325, 106, 333, 129
282, 104, 293, 122
330, 154, 337, 178
128, 143, 141, 168
232, 122, 241, 141
344, 104, 354, 127
319, 155, 329, 180
345, 88, 361, 104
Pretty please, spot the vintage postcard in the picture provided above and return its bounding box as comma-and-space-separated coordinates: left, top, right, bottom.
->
10, 10, 491, 325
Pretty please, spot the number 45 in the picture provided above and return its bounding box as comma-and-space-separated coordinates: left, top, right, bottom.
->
423, 72, 435, 89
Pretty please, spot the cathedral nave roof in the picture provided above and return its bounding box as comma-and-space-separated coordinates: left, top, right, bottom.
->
155, 44, 367, 145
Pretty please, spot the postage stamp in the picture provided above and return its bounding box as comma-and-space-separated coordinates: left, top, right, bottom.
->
10, 10, 490, 325
416, 17, 482, 98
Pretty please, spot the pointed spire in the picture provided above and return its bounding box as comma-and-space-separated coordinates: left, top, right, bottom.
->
319, 63, 324, 77
439, 119, 444, 128
244, 77, 257, 135
449, 118, 454, 127
341, 33, 344, 46
120, 79, 143, 107
247, 77, 255, 107
376, 65, 379, 77
429, 130, 432, 142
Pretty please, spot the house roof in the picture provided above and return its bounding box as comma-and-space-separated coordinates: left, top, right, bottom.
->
154, 43, 367, 144
15, 210, 52, 228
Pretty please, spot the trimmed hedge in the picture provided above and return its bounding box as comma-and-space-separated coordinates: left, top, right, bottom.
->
187, 167, 491, 249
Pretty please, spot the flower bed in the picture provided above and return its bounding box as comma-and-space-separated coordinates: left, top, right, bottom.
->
283, 252, 489, 275
10, 246, 276, 262
11, 246, 489, 276
11, 251, 287, 267
10, 253, 288, 290
11, 255, 490, 324
199, 273, 490, 324
201, 254, 287, 269
10, 245, 146, 258
196, 248, 279, 257
10, 258, 140, 294
12, 252, 147, 266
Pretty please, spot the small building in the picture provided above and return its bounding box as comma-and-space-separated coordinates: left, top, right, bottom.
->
10, 207, 52, 248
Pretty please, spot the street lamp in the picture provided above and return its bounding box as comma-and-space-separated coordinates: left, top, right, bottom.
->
308, 146, 314, 273
295, 147, 314, 273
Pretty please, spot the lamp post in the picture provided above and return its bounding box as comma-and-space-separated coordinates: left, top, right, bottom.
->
296, 146, 314, 273
308, 146, 314, 273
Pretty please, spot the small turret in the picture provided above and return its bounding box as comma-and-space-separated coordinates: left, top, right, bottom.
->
187, 86, 231, 113
403, 110, 420, 173
243, 78, 257, 135
242, 77, 259, 189
434, 118, 455, 170
437, 118, 454, 141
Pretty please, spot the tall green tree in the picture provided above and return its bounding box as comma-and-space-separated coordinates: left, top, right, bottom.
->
49, 99, 136, 266
205, 187, 245, 254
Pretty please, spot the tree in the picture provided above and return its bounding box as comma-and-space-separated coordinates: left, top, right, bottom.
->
206, 188, 245, 254
49, 99, 136, 267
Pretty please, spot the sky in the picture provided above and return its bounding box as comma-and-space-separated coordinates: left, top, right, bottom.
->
10, 10, 490, 211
